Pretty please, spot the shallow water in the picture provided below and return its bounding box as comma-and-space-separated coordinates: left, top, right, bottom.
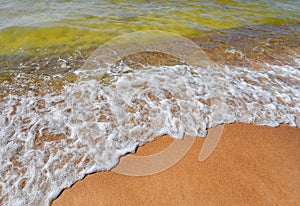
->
0, 1, 300, 205
1, 0, 300, 56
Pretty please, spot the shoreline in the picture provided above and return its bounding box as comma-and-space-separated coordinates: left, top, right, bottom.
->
52, 123, 300, 205
1, 1, 300, 205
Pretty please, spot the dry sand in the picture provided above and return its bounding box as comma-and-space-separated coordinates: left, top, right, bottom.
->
52, 123, 300, 205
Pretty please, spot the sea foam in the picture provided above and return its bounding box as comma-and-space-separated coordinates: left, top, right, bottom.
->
0, 60, 299, 205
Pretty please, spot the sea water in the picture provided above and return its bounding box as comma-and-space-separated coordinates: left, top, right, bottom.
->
0, 1, 299, 205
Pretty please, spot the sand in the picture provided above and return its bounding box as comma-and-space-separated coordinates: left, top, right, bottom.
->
52, 123, 300, 205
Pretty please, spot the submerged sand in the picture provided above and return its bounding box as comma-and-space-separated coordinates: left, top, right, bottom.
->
52, 123, 300, 205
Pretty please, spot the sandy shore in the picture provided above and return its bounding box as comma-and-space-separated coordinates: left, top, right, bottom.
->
52, 123, 299, 205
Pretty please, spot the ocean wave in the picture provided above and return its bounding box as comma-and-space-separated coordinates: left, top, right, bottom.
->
0, 58, 299, 205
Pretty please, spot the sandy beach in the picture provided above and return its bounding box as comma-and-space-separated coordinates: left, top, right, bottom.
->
52, 123, 300, 205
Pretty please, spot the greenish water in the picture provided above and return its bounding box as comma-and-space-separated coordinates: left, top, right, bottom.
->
0, 0, 299, 96
1, 0, 299, 56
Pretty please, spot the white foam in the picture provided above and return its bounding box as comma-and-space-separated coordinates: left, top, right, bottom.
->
0, 62, 299, 205
225, 48, 245, 56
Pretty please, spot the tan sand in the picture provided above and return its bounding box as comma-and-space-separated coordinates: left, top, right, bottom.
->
52, 123, 300, 205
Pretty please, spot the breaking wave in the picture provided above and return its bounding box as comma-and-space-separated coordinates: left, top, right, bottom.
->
0, 57, 299, 205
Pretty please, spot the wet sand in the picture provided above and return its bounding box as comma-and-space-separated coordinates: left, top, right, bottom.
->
52, 123, 300, 205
